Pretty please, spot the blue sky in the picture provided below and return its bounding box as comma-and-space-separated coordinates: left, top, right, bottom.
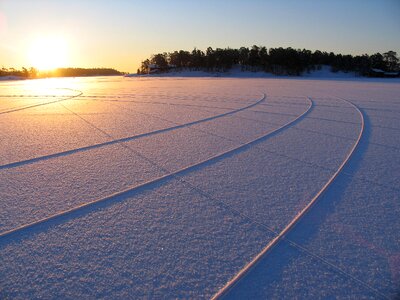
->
1, 0, 399, 71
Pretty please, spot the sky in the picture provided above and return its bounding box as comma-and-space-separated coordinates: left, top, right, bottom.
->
1, 0, 399, 72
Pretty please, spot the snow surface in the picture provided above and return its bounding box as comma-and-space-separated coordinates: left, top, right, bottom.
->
0, 76, 399, 299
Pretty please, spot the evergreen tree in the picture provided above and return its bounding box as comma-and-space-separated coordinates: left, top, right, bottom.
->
383, 51, 399, 71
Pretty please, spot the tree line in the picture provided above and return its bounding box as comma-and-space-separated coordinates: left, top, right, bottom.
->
1, 67, 38, 78
1, 67, 123, 78
138, 46, 400, 76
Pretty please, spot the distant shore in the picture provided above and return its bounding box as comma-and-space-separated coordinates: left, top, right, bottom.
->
0, 67, 124, 80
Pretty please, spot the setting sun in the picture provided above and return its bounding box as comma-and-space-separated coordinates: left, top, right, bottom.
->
28, 37, 68, 70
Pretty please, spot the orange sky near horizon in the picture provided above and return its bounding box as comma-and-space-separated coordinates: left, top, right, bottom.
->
1, 0, 399, 73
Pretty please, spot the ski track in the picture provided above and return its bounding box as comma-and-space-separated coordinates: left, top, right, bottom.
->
0, 95, 313, 242
0, 93, 266, 170
212, 97, 376, 299
43, 95, 386, 298
2, 79, 397, 298
76, 95, 254, 106
229, 113, 399, 193
72, 96, 243, 111
0, 89, 83, 115
115, 97, 400, 193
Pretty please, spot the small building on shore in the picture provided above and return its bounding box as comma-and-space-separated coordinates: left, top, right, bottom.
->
369, 68, 399, 78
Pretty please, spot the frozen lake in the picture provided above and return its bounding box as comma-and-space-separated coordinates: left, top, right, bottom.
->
0, 76, 399, 299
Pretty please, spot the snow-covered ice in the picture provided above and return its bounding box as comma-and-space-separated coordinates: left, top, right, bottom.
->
0, 76, 399, 299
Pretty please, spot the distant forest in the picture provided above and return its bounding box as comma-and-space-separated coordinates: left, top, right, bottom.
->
138, 46, 400, 76
0, 67, 123, 78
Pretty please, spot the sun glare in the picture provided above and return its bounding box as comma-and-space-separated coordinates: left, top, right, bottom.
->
28, 37, 68, 70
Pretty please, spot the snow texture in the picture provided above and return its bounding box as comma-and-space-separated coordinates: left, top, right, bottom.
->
0, 76, 399, 299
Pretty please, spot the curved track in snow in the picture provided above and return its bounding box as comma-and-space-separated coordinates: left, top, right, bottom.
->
0, 94, 266, 170
212, 97, 366, 299
0, 88, 83, 115
0, 96, 313, 242
77, 93, 262, 105
72, 96, 243, 111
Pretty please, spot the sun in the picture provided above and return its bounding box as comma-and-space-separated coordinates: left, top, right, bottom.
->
28, 37, 69, 70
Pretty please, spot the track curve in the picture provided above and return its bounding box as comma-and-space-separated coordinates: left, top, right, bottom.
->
0, 88, 83, 115
0, 94, 265, 170
0, 96, 313, 242
212, 97, 365, 299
